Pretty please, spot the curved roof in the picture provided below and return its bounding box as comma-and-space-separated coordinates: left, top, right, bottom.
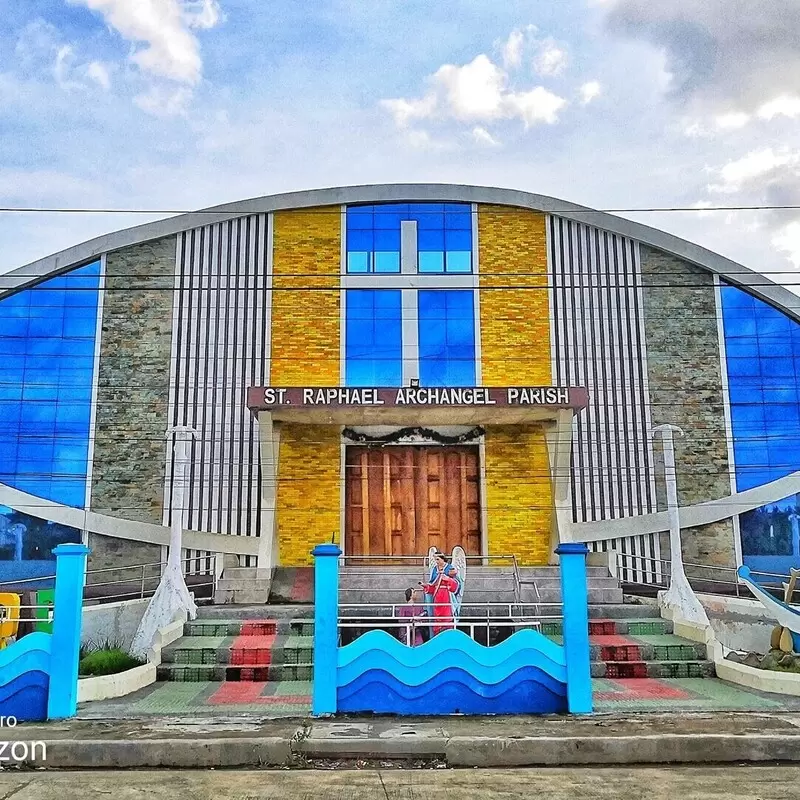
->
2, 183, 797, 321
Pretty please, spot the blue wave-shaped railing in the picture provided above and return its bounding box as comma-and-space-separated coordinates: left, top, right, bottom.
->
339, 629, 566, 686
337, 629, 568, 715
339, 665, 567, 715
0, 632, 52, 721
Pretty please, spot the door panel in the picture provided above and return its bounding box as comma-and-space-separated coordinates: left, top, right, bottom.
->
345, 445, 481, 557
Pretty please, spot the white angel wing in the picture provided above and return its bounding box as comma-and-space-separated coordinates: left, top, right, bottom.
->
451, 545, 467, 619
426, 546, 437, 582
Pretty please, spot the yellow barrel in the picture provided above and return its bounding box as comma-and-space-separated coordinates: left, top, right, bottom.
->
0, 593, 21, 648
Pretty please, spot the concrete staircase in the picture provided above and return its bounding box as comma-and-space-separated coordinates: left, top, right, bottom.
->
214, 567, 271, 605
159, 567, 315, 689
338, 565, 623, 614
543, 616, 715, 679
338, 565, 716, 681
158, 562, 713, 703
158, 608, 314, 683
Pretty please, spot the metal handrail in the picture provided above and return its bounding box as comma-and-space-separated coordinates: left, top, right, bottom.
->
510, 553, 522, 606
611, 550, 796, 600
340, 616, 550, 643
84, 554, 215, 602
86, 576, 217, 604
85, 555, 213, 577
339, 554, 518, 562
0, 574, 57, 588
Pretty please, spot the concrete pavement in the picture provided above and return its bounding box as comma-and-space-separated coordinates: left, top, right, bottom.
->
0, 766, 796, 799
6, 712, 800, 768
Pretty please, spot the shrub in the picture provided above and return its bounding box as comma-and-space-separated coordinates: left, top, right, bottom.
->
79, 642, 144, 677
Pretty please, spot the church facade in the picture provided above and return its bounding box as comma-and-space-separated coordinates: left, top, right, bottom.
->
1, 185, 799, 581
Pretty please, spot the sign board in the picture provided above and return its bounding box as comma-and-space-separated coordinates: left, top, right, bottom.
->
247, 386, 588, 412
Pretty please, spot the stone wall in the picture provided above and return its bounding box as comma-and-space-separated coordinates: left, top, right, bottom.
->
88, 236, 176, 579
641, 246, 736, 566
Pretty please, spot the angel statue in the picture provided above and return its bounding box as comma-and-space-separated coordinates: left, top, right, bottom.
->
421, 546, 467, 635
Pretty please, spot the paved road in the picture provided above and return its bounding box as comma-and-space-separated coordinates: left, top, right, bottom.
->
0, 766, 795, 799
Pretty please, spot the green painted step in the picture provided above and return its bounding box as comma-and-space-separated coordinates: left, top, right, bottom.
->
547, 640, 707, 663
162, 634, 314, 667
591, 660, 716, 679
183, 619, 314, 637
587, 604, 659, 619
538, 618, 673, 637
156, 663, 313, 682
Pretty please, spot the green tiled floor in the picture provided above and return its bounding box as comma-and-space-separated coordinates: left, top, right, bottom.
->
79, 680, 313, 718
593, 677, 800, 712
79, 675, 800, 719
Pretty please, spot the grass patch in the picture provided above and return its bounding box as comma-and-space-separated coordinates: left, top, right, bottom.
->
79, 642, 144, 677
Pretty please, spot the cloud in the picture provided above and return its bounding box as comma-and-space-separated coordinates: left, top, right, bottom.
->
533, 38, 568, 77
505, 87, 567, 126
579, 81, 602, 105
758, 96, 800, 121
134, 85, 193, 117
381, 52, 568, 133
68, 0, 223, 84
501, 29, 525, 69
712, 148, 800, 194
472, 126, 500, 147
702, 147, 800, 268
497, 26, 568, 76
15, 20, 113, 92
601, 1, 800, 118
86, 61, 112, 90
714, 112, 750, 130
774, 222, 800, 268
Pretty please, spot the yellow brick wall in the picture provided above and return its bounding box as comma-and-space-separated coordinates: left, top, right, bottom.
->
483, 426, 553, 565
478, 206, 553, 564
271, 207, 341, 384
276, 424, 341, 566
271, 207, 342, 565
478, 205, 551, 384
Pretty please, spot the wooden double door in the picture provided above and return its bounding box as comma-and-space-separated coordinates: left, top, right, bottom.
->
344, 445, 481, 558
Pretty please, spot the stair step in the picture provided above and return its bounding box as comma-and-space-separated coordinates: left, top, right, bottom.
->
536, 619, 673, 637
588, 603, 658, 619
223, 567, 270, 580
157, 663, 313, 682
339, 588, 624, 605
524, 577, 621, 589
184, 619, 314, 637
197, 604, 314, 620
163, 634, 313, 663
545, 637, 706, 662
592, 660, 716, 679
217, 578, 270, 591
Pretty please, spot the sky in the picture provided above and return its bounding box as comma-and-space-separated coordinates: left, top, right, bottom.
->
1, 0, 800, 290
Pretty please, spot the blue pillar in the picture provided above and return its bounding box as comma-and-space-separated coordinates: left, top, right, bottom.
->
312, 543, 341, 716
556, 542, 593, 714
47, 543, 89, 720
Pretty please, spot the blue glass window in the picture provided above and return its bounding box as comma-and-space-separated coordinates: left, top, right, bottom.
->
721, 283, 800, 574
418, 290, 476, 386
345, 290, 402, 386
345, 203, 472, 273
739, 493, 800, 579
0, 262, 101, 508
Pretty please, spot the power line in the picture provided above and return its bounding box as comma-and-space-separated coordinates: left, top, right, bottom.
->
2, 204, 800, 214
8, 280, 800, 293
